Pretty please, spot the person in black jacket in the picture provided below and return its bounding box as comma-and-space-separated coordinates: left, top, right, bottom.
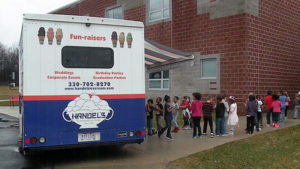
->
146, 99, 155, 136
215, 96, 226, 136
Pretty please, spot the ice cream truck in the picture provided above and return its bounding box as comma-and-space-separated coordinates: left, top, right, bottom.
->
18, 14, 145, 154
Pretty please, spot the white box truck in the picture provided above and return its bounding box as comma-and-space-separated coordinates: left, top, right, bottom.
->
19, 14, 145, 154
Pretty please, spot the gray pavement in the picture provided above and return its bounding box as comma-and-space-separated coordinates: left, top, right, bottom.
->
0, 106, 300, 169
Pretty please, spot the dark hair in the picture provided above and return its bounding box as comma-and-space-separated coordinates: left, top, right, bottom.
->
147, 99, 153, 104
249, 95, 255, 101
192, 92, 202, 100
256, 95, 261, 100
164, 95, 170, 102
217, 96, 223, 102
157, 97, 162, 102
272, 94, 279, 100
222, 94, 227, 99
175, 96, 179, 100
184, 96, 188, 100
267, 91, 272, 95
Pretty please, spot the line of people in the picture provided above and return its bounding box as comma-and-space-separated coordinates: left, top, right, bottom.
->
145, 93, 239, 140
145, 90, 299, 140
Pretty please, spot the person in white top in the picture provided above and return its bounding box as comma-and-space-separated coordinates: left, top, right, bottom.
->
171, 96, 180, 133
255, 95, 263, 130
228, 96, 239, 136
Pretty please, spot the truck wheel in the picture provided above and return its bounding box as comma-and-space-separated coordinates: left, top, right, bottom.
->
19, 147, 30, 156
18, 146, 24, 154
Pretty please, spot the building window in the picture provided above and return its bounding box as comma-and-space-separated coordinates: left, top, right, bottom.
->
201, 59, 216, 78
106, 6, 123, 19
149, 0, 170, 22
62, 46, 114, 68
149, 70, 169, 89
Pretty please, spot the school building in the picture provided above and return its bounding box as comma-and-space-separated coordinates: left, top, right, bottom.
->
51, 0, 300, 113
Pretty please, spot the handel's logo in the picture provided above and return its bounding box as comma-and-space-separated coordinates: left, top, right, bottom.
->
62, 94, 114, 129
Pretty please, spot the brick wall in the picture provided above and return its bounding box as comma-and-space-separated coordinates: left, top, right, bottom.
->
52, 0, 116, 17
52, 0, 300, 114
244, 0, 300, 98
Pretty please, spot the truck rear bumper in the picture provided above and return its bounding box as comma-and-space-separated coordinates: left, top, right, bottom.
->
22, 139, 144, 152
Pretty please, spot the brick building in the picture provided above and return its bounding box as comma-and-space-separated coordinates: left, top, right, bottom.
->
51, 0, 300, 113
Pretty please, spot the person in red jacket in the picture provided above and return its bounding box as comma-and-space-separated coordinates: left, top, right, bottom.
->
190, 92, 203, 138
180, 96, 190, 130
264, 91, 273, 127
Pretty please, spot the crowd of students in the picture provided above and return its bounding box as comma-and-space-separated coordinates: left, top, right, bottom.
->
145, 90, 300, 140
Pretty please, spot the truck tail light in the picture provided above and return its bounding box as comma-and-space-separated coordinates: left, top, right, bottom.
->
136, 131, 145, 137
30, 137, 37, 144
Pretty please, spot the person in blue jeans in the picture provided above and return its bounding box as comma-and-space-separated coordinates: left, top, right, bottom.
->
222, 95, 229, 135
146, 99, 155, 136
215, 96, 226, 136
294, 94, 300, 119
279, 91, 286, 126
158, 95, 175, 140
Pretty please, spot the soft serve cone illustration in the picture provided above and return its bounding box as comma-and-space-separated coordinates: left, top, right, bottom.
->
111, 31, 118, 47
38, 27, 45, 45
126, 33, 133, 48
119, 32, 125, 48
55, 28, 63, 45
47, 28, 54, 45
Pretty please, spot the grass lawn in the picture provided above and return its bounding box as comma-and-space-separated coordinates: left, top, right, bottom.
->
0, 85, 19, 106
168, 124, 300, 169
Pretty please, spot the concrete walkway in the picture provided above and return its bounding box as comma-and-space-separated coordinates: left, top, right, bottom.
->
0, 106, 18, 118
0, 106, 299, 169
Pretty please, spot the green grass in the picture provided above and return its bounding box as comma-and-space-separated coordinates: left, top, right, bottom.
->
0, 86, 19, 106
168, 125, 300, 169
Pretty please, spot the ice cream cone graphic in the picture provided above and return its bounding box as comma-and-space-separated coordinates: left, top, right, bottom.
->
47, 28, 54, 45
55, 28, 63, 45
119, 32, 125, 48
38, 27, 45, 45
126, 33, 133, 48
111, 31, 118, 48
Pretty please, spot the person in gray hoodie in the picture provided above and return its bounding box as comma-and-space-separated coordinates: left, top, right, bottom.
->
246, 95, 257, 135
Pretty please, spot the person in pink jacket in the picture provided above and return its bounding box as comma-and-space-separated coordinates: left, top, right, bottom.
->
190, 92, 203, 138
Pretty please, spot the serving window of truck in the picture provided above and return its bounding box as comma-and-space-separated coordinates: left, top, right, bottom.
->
62, 46, 114, 68
18, 14, 145, 155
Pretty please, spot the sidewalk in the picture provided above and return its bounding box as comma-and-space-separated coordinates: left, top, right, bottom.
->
0, 106, 18, 118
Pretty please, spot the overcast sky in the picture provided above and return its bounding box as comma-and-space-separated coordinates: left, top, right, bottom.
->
0, 0, 77, 47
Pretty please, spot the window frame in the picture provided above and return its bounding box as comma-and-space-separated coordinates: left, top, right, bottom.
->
201, 58, 217, 79
105, 5, 123, 19
148, 70, 169, 90
148, 0, 171, 23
